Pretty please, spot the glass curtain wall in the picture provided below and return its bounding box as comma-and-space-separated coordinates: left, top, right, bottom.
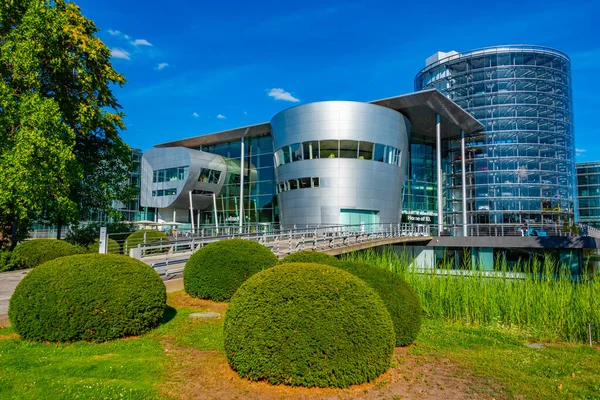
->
415, 46, 576, 226
199, 135, 277, 226
403, 134, 437, 222
577, 162, 600, 228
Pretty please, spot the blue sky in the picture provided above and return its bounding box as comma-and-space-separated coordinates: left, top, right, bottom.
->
77, 0, 600, 160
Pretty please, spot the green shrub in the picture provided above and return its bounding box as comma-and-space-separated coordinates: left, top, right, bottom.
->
184, 239, 278, 302
8, 254, 166, 342
65, 221, 132, 248
279, 250, 339, 266
124, 230, 169, 253
10, 239, 80, 270
86, 238, 121, 254
0, 250, 13, 272
224, 262, 395, 388
336, 261, 422, 346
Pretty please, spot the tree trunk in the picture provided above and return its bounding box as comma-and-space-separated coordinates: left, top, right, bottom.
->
56, 216, 62, 240
10, 217, 18, 250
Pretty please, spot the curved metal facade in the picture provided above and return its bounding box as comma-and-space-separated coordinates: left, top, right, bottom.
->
270, 101, 409, 228
415, 45, 576, 225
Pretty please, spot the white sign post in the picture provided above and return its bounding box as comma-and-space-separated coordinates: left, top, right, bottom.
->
98, 227, 107, 254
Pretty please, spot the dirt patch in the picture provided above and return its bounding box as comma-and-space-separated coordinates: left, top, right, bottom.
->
167, 292, 229, 314
160, 344, 499, 400
0, 332, 19, 341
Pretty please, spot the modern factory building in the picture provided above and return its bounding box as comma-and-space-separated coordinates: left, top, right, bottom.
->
577, 162, 600, 229
140, 90, 482, 231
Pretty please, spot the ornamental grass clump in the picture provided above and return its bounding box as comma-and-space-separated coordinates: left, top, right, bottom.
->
336, 261, 422, 346
9, 254, 166, 342
10, 239, 80, 270
184, 238, 278, 302
224, 262, 395, 388
279, 250, 339, 267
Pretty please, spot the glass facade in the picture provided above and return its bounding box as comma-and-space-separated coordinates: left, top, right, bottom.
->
577, 162, 600, 228
403, 134, 437, 222
198, 135, 277, 226
415, 46, 576, 226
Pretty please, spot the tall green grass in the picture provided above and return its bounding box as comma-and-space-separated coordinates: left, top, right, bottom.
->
342, 248, 600, 343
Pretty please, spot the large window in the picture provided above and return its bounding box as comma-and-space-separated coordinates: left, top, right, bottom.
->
198, 168, 221, 184
153, 166, 189, 183
274, 140, 402, 167
276, 177, 320, 194
152, 188, 178, 197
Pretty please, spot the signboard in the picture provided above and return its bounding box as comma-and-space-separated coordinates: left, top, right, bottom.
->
401, 210, 437, 224
98, 227, 107, 254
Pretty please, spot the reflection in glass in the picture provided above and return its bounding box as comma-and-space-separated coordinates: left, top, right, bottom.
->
358, 141, 374, 160
320, 140, 338, 159
340, 140, 358, 158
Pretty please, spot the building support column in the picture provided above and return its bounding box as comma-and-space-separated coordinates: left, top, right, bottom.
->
189, 191, 195, 234
461, 130, 467, 237
212, 193, 219, 233
436, 114, 443, 235
239, 135, 245, 233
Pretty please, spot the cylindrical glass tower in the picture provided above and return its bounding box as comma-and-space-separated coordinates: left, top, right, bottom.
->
415, 45, 576, 227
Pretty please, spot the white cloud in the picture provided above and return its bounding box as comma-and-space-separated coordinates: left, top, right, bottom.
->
267, 88, 300, 102
110, 48, 131, 60
192, 112, 199, 118
243, 110, 248, 115
124, 34, 130, 40
576, 148, 587, 153
217, 114, 226, 119
132, 39, 153, 47
107, 29, 121, 36
156, 62, 169, 70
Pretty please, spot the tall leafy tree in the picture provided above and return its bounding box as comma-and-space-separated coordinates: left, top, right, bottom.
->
0, 0, 132, 246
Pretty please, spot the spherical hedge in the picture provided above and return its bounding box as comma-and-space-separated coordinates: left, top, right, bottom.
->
279, 250, 339, 267
184, 238, 278, 302
10, 239, 80, 270
336, 261, 422, 346
224, 262, 395, 388
86, 238, 121, 254
124, 230, 169, 253
8, 254, 166, 342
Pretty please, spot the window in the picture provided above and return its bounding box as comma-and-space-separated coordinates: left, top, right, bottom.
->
373, 143, 386, 162
289, 179, 298, 190
320, 140, 338, 159
198, 168, 221, 184
340, 140, 358, 158
152, 166, 189, 183
303, 141, 319, 160
277, 177, 320, 193
358, 141, 373, 160
151, 188, 178, 197
282, 146, 292, 164
299, 177, 311, 188
312, 177, 320, 188
290, 143, 302, 162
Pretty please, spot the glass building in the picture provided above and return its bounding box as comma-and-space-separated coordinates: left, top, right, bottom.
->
577, 162, 600, 228
415, 45, 576, 226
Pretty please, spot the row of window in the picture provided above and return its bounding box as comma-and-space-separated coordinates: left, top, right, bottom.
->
198, 168, 222, 184
153, 166, 189, 183
276, 177, 320, 194
274, 140, 403, 168
152, 188, 177, 197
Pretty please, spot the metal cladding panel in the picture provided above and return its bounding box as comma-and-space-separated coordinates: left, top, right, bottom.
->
272, 102, 408, 228
140, 147, 226, 211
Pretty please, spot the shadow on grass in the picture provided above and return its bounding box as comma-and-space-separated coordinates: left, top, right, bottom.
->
162, 305, 177, 324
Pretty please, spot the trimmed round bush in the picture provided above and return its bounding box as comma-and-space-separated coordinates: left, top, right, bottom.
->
9, 254, 166, 342
336, 261, 422, 346
279, 250, 339, 267
86, 238, 121, 254
124, 230, 169, 253
184, 238, 278, 302
224, 262, 395, 388
10, 239, 80, 270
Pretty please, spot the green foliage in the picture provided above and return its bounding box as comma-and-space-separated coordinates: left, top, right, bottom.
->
10, 239, 80, 270
0, 250, 12, 272
0, 0, 132, 247
344, 249, 600, 343
65, 221, 132, 248
336, 261, 422, 346
8, 254, 166, 342
279, 250, 339, 266
184, 239, 278, 302
224, 263, 395, 388
124, 230, 169, 253
86, 238, 121, 254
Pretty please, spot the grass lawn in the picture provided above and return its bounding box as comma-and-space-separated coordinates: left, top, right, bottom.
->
1, 291, 599, 399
